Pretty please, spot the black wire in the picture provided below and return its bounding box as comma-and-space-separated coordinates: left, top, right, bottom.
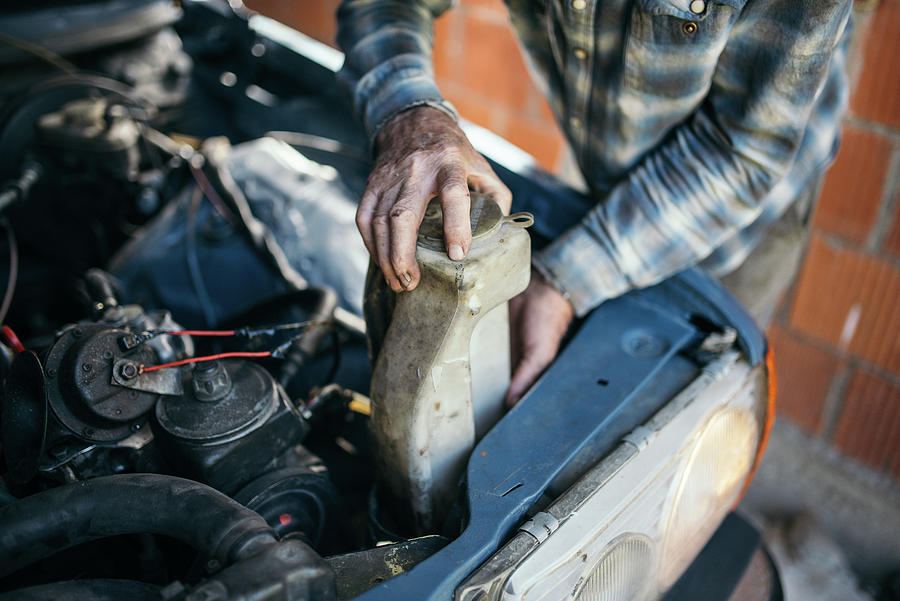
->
324, 328, 342, 385
185, 187, 217, 328
0, 218, 18, 326
0, 32, 77, 74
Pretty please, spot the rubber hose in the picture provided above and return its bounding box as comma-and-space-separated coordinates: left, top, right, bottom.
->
0, 474, 276, 578
82, 268, 120, 309
0, 579, 160, 601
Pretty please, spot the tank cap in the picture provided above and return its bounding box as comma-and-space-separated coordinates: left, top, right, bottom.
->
417, 193, 504, 251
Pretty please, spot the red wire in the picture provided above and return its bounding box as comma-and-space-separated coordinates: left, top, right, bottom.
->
0, 325, 24, 354
141, 351, 272, 373
166, 330, 235, 337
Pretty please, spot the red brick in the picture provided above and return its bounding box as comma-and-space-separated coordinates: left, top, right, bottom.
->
459, 0, 510, 21
462, 15, 533, 111
244, 0, 341, 47
767, 325, 841, 435
533, 90, 559, 126
811, 127, 892, 244
850, 0, 900, 128
440, 82, 499, 130
502, 115, 565, 170
460, 0, 507, 10
434, 11, 464, 85
832, 369, 900, 479
790, 235, 900, 372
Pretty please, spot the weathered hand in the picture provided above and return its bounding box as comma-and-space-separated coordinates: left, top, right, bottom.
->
506, 272, 574, 406
357, 106, 512, 292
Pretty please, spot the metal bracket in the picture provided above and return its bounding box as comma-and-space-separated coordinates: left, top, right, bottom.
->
519, 512, 560, 543
111, 358, 183, 396
622, 425, 656, 451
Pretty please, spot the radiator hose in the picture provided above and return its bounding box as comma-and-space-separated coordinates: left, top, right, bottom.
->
0, 474, 277, 578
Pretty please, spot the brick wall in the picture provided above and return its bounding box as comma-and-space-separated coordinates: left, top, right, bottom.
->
244, 0, 900, 484
772, 0, 900, 483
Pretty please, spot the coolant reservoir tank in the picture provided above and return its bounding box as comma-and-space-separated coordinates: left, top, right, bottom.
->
367, 193, 532, 535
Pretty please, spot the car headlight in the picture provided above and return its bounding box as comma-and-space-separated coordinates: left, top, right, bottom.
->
573, 534, 654, 601
456, 350, 771, 601
659, 405, 759, 588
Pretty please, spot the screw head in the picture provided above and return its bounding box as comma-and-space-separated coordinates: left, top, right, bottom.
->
120, 362, 138, 379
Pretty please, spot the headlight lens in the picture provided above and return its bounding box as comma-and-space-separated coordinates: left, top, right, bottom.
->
659, 407, 759, 588
573, 534, 654, 601
456, 351, 768, 601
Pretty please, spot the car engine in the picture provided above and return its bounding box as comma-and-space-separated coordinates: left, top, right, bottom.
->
0, 2, 399, 599
0, 3, 777, 601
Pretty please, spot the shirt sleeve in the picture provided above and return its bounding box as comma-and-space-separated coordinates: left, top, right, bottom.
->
533, 0, 852, 317
336, 0, 459, 148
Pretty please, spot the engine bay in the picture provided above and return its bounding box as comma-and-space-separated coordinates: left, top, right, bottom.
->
0, 3, 402, 598
0, 3, 773, 601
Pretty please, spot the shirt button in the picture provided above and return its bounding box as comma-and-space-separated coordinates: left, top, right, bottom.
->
569, 116, 583, 129
573, 47, 587, 60
572, 0, 587, 10
689, 0, 705, 13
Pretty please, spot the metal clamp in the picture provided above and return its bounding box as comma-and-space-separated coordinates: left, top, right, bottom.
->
519, 511, 560, 543
622, 425, 656, 451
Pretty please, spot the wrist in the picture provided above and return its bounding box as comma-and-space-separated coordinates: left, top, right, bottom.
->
374, 102, 458, 154
531, 261, 570, 303
530, 264, 574, 319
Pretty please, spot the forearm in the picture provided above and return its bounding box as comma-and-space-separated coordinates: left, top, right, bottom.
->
535, 0, 852, 317
336, 0, 457, 145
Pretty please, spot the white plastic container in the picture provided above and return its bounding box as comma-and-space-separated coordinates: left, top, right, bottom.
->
367, 194, 533, 535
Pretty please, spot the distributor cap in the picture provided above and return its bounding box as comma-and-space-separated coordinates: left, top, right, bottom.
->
416, 192, 504, 252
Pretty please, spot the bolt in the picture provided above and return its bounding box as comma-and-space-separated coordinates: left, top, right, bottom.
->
120, 362, 138, 379
72, 328, 82, 338
46, 368, 56, 378
102, 350, 113, 360
82, 362, 92, 372
82, 427, 94, 437
131, 423, 141, 431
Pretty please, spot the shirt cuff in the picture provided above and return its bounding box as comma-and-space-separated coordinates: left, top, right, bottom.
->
348, 54, 458, 150
532, 224, 632, 318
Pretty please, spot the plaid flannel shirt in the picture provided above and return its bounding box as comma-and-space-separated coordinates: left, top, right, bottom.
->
336, 0, 851, 316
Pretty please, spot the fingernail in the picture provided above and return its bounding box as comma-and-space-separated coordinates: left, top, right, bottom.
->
448, 244, 464, 261
401, 272, 412, 287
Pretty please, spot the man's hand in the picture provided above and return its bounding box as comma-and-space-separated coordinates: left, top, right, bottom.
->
506, 272, 574, 406
357, 106, 512, 292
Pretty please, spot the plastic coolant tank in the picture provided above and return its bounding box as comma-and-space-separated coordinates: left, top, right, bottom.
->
366, 193, 533, 535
